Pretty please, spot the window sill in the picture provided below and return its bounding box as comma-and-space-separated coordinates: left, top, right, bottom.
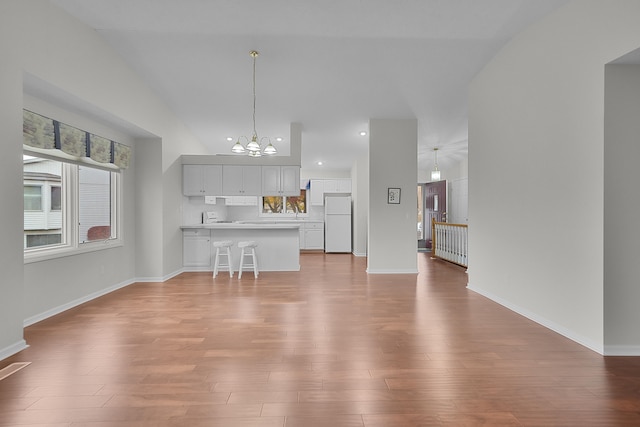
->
258, 214, 309, 219
24, 238, 124, 264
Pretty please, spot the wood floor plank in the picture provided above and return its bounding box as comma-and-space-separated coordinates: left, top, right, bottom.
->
1, 253, 640, 426
284, 414, 364, 427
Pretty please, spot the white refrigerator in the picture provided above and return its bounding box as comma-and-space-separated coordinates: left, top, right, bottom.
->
324, 196, 352, 253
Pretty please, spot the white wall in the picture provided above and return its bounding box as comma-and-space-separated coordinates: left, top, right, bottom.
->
367, 119, 418, 273
468, 0, 640, 354
134, 138, 163, 279
0, 48, 26, 359
0, 0, 208, 358
352, 154, 369, 257
448, 177, 468, 225
300, 169, 351, 181
603, 64, 640, 354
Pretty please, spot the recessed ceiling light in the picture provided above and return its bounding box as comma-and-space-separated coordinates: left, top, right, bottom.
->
317, 161, 323, 166
359, 131, 367, 136
226, 137, 233, 141
275, 137, 283, 142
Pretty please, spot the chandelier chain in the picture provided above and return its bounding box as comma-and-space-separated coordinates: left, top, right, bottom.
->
252, 51, 257, 138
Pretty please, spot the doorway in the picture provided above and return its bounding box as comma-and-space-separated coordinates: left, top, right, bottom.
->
417, 180, 447, 250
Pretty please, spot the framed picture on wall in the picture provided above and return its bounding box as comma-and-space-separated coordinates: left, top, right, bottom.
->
388, 188, 401, 204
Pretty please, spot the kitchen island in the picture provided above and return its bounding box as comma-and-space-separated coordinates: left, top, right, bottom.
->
181, 222, 300, 272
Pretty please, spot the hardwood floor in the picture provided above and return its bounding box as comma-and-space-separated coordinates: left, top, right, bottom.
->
2, 253, 640, 426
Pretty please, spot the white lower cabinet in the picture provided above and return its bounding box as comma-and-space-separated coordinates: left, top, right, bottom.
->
183, 229, 211, 267
300, 221, 324, 250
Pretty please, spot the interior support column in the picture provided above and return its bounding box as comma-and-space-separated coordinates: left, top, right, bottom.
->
367, 118, 418, 274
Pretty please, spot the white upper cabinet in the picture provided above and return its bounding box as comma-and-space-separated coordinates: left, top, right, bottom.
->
309, 178, 351, 205
310, 179, 325, 205
222, 165, 262, 196
281, 166, 300, 195
183, 165, 223, 196
262, 166, 300, 196
323, 178, 352, 193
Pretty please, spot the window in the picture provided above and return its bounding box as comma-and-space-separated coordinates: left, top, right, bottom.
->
24, 185, 42, 211
79, 166, 113, 242
262, 190, 307, 215
285, 192, 306, 214
50, 186, 61, 211
26, 234, 62, 248
23, 154, 121, 258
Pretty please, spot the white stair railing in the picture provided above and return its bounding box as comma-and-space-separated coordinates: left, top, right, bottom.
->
431, 219, 468, 268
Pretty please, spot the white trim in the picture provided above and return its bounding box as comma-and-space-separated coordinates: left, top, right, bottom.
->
24, 239, 124, 264
181, 266, 212, 273
467, 283, 604, 355
134, 268, 185, 283
604, 345, 640, 356
0, 340, 29, 361
23, 278, 134, 327
352, 251, 367, 257
366, 268, 419, 274
24, 146, 121, 173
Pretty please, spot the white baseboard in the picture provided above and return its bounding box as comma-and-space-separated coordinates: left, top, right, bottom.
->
604, 345, 640, 356
24, 278, 135, 327
352, 251, 367, 257
180, 266, 211, 273
467, 283, 604, 355
0, 340, 29, 361
135, 267, 185, 283
366, 268, 419, 274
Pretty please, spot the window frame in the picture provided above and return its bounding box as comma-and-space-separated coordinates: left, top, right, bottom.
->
24, 155, 123, 264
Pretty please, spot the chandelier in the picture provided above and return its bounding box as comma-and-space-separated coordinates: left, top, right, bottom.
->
231, 50, 277, 157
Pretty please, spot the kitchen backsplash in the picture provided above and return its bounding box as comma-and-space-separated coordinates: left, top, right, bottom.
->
182, 196, 325, 224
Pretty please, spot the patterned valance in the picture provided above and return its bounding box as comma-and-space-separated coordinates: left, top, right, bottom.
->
23, 110, 131, 170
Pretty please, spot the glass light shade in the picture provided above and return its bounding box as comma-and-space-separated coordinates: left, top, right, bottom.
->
263, 142, 277, 155
246, 135, 260, 152
431, 170, 441, 181
231, 140, 246, 153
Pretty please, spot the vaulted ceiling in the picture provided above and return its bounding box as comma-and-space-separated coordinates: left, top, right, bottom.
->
50, 0, 569, 172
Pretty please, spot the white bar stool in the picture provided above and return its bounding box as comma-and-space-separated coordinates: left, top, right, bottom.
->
212, 240, 234, 278
237, 241, 259, 278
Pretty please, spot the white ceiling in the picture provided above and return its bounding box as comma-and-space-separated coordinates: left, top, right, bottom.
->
49, 0, 568, 172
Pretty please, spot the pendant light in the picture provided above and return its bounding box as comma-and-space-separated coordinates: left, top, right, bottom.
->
431, 148, 441, 181
231, 50, 277, 156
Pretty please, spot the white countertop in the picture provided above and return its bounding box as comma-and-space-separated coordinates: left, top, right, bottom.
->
181, 222, 301, 230
238, 220, 324, 224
